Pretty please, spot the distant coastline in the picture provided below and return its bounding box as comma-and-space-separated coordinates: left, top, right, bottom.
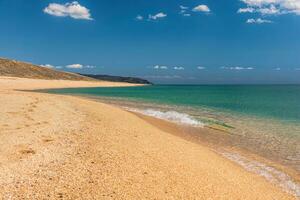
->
79, 73, 152, 85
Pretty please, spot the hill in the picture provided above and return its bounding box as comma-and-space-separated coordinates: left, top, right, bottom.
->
0, 58, 94, 81
79, 74, 152, 84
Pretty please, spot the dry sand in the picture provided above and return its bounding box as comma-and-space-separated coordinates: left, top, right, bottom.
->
0, 76, 296, 199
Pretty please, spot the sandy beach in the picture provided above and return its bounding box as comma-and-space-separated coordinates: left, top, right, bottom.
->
0, 76, 296, 199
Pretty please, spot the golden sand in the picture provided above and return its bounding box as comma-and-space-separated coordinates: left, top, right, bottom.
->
0, 76, 295, 199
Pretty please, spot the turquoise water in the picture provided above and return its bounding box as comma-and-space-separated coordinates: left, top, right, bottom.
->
47, 85, 300, 122
46, 85, 300, 164
45, 85, 300, 196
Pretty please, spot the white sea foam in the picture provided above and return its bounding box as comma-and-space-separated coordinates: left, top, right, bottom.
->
220, 151, 300, 198
125, 107, 204, 127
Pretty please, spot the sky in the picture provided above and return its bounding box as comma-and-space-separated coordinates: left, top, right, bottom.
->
0, 0, 300, 84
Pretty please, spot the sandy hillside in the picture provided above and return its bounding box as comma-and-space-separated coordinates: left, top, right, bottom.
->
0, 58, 94, 81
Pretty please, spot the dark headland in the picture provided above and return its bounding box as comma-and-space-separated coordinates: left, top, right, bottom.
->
79, 74, 152, 84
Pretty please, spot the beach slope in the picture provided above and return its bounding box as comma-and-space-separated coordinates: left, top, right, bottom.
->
0, 77, 295, 199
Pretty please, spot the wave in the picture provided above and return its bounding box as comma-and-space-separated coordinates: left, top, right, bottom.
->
220, 151, 300, 198
125, 107, 204, 127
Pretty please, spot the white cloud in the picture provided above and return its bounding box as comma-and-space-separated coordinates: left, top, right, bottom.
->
238, 7, 255, 13
283, 1, 300, 15
136, 15, 144, 21
153, 65, 168, 70
180, 5, 189, 10
295, 68, 300, 71
40, 64, 63, 69
221, 66, 255, 70
179, 5, 192, 16
246, 18, 273, 23
41, 64, 55, 68
65, 64, 96, 69
239, 5, 281, 14
174, 67, 185, 70
258, 4, 281, 14
241, 0, 278, 7
193, 5, 211, 12
197, 66, 206, 70
239, 0, 300, 16
41, 63, 95, 69
66, 64, 83, 69
275, 67, 281, 70
44, 1, 93, 20
148, 12, 167, 20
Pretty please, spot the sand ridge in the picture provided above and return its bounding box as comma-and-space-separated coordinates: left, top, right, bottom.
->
0, 77, 295, 199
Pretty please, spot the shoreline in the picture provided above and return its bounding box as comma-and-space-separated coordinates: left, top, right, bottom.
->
133, 112, 300, 193
72, 94, 300, 175
0, 76, 146, 91
0, 76, 297, 199
81, 96, 300, 197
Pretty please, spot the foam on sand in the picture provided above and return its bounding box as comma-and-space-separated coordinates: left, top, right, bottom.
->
126, 108, 204, 127
220, 151, 300, 198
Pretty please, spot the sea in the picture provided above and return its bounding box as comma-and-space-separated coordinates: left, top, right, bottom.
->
45, 85, 300, 197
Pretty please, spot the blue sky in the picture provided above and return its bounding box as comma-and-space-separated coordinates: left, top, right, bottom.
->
0, 0, 300, 84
